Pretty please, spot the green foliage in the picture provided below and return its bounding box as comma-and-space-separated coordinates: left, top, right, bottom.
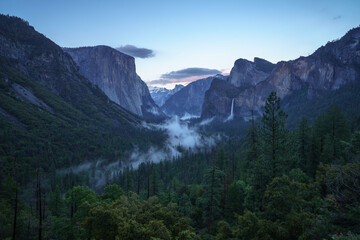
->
330, 232, 360, 240
260, 91, 288, 178
176, 229, 198, 240
296, 117, 312, 173
86, 194, 193, 240
224, 180, 246, 220
101, 184, 123, 201
49, 186, 65, 217
201, 166, 225, 231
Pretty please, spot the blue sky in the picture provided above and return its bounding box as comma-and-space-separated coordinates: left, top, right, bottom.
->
1, 0, 360, 88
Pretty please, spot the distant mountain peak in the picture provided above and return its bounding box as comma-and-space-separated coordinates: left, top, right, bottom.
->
161, 74, 226, 117
149, 84, 184, 107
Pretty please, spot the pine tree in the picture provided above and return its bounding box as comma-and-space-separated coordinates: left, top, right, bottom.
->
151, 165, 160, 196
296, 117, 311, 173
137, 162, 146, 194
321, 103, 350, 163
246, 92, 288, 210
49, 186, 63, 217
202, 163, 225, 231
243, 109, 260, 178
311, 103, 350, 166
124, 167, 133, 194
260, 91, 288, 178
215, 147, 227, 171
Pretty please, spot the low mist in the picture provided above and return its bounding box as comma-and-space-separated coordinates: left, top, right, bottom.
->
58, 116, 220, 189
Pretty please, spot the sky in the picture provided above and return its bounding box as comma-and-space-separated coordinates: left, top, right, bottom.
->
1, 0, 360, 89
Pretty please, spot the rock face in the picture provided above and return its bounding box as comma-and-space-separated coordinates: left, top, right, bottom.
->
202, 27, 360, 120
149, 84, 184, 107
162, 74, 226, 117
64, 46, 164, 119
228, 57, 275, 87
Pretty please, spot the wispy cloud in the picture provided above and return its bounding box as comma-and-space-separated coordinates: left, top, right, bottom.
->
161, 67, 221, 79
332, 15, 342, 20
117, 45, 155, 58
147, 79, 174, 85
147, 67, 222, 86
147, 74, 216, 86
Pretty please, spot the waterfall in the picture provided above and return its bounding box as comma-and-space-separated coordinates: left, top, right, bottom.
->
225, 98, 234, 122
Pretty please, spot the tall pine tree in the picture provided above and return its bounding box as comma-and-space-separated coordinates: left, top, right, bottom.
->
260, 91, 288, 178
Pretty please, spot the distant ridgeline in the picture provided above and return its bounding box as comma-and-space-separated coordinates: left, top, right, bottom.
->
161, 74, 227, 118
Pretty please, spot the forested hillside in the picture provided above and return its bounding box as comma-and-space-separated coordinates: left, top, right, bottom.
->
2, 89, 359, 239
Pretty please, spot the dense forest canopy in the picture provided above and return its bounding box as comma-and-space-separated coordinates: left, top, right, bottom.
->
1, 90, 359, 240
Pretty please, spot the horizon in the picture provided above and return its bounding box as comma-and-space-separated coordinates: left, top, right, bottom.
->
1, 0, 360, 89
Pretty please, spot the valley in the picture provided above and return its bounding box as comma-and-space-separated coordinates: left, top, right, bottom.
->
0, 8, 360, 240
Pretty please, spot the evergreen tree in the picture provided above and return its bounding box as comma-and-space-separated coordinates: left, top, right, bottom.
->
224, 180, 246, 221
260, 91, 288, 178
49, 186, 64, 217
321, 103, 350, 163
151, 165, 160, 196
101, 184, 123, 201
244, 109, 259, 173
246, 92, 288, 210
296, 117, 311, 174
202, 165, 225, 232
124, 167, 133, 194
215, 147, 227, 171
137, 162, 146, 194
178, 193, 193, 217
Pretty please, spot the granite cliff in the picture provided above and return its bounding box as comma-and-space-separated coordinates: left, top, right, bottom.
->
64, 46, 164, 119
228, 57, 275, 87
202, 27, 360, 120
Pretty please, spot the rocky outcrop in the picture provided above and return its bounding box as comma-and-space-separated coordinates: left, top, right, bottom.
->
149, 84, 184, 107
64, 46, 164, 119
162, 74, 226, 117
202, 27, 360, 120
228, 57, 275, 87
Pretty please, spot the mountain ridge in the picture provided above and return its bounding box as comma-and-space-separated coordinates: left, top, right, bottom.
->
162, 74, 227, 117
201, 26, 360, 121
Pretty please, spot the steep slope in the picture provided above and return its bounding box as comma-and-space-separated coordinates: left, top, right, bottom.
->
0, 15, 164, 171
64, 46, 164, 119
149, 84, 184, 107
202, 27, 360, 121
162, 74, 226, 117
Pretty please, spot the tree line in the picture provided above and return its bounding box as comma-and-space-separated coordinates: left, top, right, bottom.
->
1, 92, 359, 239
